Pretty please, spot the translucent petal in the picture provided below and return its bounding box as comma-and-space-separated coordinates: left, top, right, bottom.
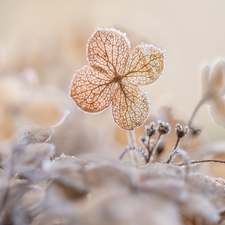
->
70, 66, 115, 113
209, 61, 225, 96
112, 82, 150, 130
123, 43, 165, 86
87, 28, 130, 76
18, 125, 54, 145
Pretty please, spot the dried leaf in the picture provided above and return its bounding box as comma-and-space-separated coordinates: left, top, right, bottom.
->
18, 125, 54, 145
15, 143, 55, 165
44, 159, 86, 192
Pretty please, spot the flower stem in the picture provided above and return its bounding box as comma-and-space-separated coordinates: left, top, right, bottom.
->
146, 136, 151, 163
119, 145, 147, 164
149, 134, 162, 163
176, 159, 225, 167
165, 137, 181, 164
188, 95, 210, 128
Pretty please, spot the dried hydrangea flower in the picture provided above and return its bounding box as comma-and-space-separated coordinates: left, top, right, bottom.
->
70, 27, 166, 130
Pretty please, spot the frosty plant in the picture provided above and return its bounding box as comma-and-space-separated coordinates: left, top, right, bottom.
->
70, 27, 165, 162
70, 27, 165, 130
69, 27, 225, 169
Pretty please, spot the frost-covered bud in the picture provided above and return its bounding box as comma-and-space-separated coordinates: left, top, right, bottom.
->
145, 122, 156, 137
139, 136, 147, 144
175, 123, 188, 138
158, 121, 171, 135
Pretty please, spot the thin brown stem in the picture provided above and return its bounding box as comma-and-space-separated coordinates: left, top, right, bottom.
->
149, 134, 162, 163
146, 136, 152, 163
165, 137, 181, 164
188, 95, 211, 128
173, 137, 181, 151
176, 159, 225, 167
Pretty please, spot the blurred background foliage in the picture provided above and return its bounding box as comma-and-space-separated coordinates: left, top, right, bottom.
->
0, 0, 225, 167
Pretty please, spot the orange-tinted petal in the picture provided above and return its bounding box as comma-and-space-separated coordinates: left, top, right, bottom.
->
87, 28, 130, 76
112, 82, 150, 130
70, 66, 115, 113
123, 43, 165, 86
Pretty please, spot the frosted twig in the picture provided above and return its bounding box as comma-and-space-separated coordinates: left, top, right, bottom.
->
119, 145, 147, 164
176, 159, 225, 167
164, 149, 190, 179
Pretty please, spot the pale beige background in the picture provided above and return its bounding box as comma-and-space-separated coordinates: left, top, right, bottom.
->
0, 0, 225, 142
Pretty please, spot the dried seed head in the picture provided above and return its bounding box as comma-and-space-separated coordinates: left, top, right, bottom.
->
175, 123, 189, 138
145, 122, 156, 137
157, 120, 171, 135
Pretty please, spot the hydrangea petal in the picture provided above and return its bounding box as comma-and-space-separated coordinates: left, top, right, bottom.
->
112, 82, 150, 130
123, 43, 165, 86
70, 66, 115, 113
87, 28, 130, 76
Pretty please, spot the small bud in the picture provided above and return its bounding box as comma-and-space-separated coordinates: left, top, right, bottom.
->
145, 122, 156, 137
139, 136, 146, 143
158, 120, 171, 135
175, 123, 189, 138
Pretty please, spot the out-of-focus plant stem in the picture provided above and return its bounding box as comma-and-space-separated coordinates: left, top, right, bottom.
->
188, 95, 211, 128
